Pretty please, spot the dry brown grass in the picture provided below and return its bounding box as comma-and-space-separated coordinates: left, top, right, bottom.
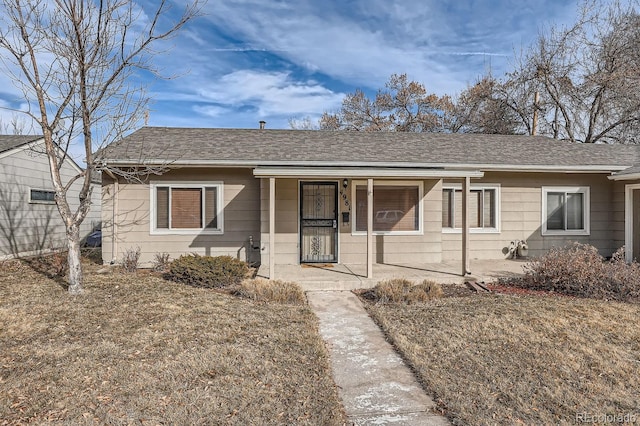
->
360, 278, 443, 304
235, 278, 306, 304
0, 259, 345, 425
364, 293, 640, 425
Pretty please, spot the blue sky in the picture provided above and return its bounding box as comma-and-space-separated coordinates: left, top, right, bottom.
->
144, 0, 578, 130
0, 0, 579, 136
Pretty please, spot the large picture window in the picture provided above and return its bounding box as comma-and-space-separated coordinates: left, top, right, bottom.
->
353, 182, 422, 234
542, 186, 589, 235
442, 184, 500, 233
151, 183, 223, 234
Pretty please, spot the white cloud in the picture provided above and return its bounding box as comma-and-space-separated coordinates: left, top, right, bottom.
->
194, 70, 345, 117
200, 0, 578, 94
101, 0, 584, 130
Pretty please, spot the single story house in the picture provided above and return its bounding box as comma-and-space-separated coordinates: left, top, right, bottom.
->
97, 127, 640, 278
0, 135, 101, 260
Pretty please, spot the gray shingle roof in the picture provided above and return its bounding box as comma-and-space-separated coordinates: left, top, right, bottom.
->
97, 127, 640, 170
0, 135, 42, 153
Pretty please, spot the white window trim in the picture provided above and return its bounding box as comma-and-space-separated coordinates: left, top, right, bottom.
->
150, 181, 224, 235
442, 183, 501, 234
28, 187, 56, 204
351, 180, 424, 236
541, 186, 590, 236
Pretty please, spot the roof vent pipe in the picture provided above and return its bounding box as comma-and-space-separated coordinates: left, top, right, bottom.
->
259, 120, 266, 130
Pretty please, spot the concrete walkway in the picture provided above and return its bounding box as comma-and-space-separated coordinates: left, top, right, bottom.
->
307, 291, 450, 425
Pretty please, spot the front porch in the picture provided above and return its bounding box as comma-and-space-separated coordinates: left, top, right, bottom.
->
256, 168, 486, 282
257, 259, 527, 291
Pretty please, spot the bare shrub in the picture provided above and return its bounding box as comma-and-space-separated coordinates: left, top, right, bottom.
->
413, 279, 444, 300
152, 252, 171, 272
514, 243, 640, 301
121, 246, 141, 273
236, 278, 305, 304
603, 247, 640, 301
364, 278, 443, 304
166, 254, 249, 288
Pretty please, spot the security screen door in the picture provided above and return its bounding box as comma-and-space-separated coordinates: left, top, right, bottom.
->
300, 182, 338, 263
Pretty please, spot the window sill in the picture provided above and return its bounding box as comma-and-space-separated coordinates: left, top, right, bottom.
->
351, 231, 423, 236
151, 229, 224, 236
541, 230, 590, 237
442, 228, 500, 234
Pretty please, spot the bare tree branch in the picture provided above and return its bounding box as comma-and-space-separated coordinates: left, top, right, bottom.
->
0, 0, 204, 293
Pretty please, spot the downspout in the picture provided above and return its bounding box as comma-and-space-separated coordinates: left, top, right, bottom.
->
104, 169, 119, 264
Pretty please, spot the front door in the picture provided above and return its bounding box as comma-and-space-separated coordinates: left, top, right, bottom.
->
300, 182, 338, 263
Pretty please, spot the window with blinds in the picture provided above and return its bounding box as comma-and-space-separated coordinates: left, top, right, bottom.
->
354, 183, 421, 233
153, 184, 221, 232
442, 186, 499, 231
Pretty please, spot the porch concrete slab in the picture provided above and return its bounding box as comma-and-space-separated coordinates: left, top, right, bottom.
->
307, 291, 450, 425
262, 259, 527, 290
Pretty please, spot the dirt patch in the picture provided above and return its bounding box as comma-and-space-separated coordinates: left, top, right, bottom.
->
440, 283, 476, 298
0, 259, 345, 424
487, 283, 577, 298
362, 293, 640, 425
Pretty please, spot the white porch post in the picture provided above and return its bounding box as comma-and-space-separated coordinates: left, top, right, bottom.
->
462, 176, 470, 276
269, 177, 276, 279
367, 178, 373, 278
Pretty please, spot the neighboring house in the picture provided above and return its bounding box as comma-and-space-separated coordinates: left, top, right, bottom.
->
0, 135, 101, 260
97, 127, 640, 277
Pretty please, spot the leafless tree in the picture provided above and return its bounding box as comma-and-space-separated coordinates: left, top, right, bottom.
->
319, 73, 455, 132
288, 116, 320, 130
0, 0, 202, 294
0, 115, 29, 134
450, 75, 522, 135
503, 0, 640, 143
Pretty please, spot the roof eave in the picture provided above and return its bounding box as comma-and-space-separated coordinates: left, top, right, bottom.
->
253, 167, 484, 179
98, 158, 629, 173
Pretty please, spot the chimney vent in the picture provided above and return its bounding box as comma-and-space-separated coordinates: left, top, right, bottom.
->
259, 120, 266, 130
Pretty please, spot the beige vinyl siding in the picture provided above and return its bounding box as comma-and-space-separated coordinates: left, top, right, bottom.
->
611, 180, 627, 250
259, 178, 443, 267
102, 168, 260, 267
0, 142, 100, 259
442, 172, 621, 261
339, 179, 442, 264
260, 178, 305, 267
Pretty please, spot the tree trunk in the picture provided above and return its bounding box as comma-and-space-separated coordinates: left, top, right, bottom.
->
67, 224, 83, 294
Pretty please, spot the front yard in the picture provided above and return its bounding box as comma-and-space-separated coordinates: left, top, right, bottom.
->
365, 291, 640, 425
0, 258, 345, 424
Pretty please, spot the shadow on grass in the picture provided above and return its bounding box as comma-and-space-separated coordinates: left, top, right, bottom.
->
20, 251, 69, 290
18, 248, 102, 291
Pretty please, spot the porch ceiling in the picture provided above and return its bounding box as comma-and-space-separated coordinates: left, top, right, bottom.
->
253, 166, 484, 179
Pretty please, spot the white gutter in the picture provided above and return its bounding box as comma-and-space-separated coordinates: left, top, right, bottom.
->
102, 158, 629, 173
253, 167, 484, 179
609, 172, 640, 181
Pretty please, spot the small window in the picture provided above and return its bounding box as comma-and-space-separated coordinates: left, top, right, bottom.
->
353, 182, 422, 234
442, 185, 500, 233
29, 189, 56, 204
151, 183, 223, 234
542, 187, 589, 235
